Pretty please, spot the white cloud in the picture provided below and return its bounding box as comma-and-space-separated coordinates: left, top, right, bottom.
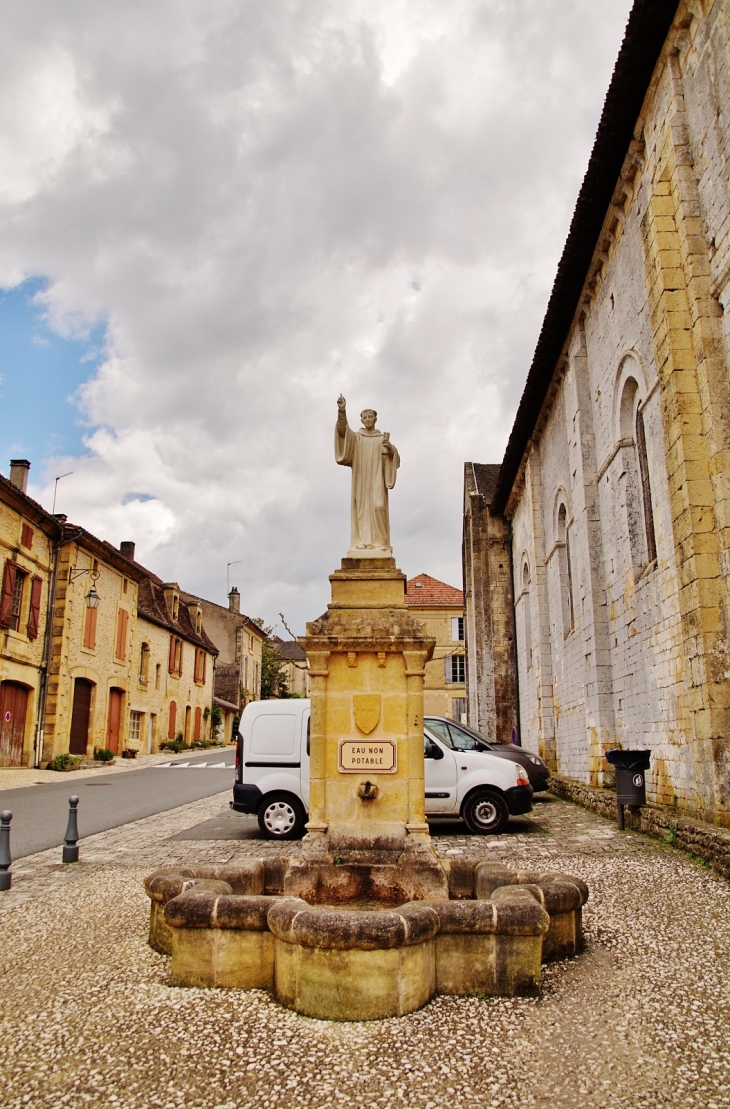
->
0, 0, 632, 630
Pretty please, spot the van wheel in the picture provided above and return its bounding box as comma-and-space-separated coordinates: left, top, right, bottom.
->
462, 790, 509, 836
258, 794, 306, 840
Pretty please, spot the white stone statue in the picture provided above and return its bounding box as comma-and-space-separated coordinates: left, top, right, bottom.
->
335, 395, 400, 557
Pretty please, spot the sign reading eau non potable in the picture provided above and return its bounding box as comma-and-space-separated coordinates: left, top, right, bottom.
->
338, 739, 397, 774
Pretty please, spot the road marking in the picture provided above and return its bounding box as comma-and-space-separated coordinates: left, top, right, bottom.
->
153, 762, 234, 770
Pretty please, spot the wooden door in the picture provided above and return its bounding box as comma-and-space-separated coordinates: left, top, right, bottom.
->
106, 688, 123, 754
0, 682, 28, 766
69, 679, 93, 756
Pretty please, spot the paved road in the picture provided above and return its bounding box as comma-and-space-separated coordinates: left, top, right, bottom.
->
0, 751, 236, 859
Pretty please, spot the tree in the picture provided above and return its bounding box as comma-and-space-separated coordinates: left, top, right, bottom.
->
254, 619, 290, 699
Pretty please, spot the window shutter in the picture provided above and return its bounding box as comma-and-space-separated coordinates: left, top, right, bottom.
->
116, 607, 128, 656
169, 636, 176, 673
451, 617, 459, 642
27, 576, 43, 640
444, 655, 452, 684
194, 706, 202, 741
177, 640, 183, 675
116, 608, 128, 660
0, 562, 18, 629
21, 524, 34, 549
83, 606, 97, 649
168, 700, 177, 739
201, 651, 206, 684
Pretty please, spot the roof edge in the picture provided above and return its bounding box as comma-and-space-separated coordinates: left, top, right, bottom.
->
491, 0, 681, 515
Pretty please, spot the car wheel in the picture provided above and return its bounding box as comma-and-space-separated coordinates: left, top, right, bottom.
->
257, 793, 306, 840
462, 789, 510, 836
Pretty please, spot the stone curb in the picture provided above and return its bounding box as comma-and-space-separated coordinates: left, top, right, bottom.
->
549, 774, 730, 879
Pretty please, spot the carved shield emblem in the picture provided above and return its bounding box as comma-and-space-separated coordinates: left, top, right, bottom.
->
353, 694, 381, 735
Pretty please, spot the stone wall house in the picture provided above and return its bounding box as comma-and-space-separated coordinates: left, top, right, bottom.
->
45, 533, 217, 761
42, 529, 146, 762
0, 461, 59, 766
181, 587, 266, 742
272, 638, 311, 698
122, 548, 218, 753
404, 574, 466, 722
464, 0, 730, 824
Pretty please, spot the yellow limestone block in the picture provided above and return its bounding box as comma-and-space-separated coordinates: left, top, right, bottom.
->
300, 558, 436, 858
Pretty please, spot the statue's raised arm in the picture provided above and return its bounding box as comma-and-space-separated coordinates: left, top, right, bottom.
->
334, 397, 400, 558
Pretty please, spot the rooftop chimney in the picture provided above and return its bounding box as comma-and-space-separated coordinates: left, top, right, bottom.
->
228, 586, 240, 614
9, 459, 30, 494
120, 541, 135, 561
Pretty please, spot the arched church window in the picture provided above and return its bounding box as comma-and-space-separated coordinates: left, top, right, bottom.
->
618, 374, 656, 570
635, 407, 657, 564
557, 503, 575, 636
521, 560, 533, 671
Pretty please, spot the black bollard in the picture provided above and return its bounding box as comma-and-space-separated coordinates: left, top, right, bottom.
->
63, 796, 80, 864
0, 811, 12, 891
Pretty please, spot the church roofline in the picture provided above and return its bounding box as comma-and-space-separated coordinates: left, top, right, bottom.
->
490, 0, 680, 516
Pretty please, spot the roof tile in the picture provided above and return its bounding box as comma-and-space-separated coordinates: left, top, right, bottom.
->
405, 574, 463, 608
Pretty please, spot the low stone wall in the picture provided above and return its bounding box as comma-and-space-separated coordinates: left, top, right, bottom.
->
549, 775, 730, 880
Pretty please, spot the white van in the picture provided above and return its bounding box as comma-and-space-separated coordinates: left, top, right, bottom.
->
232, 699, 533, 839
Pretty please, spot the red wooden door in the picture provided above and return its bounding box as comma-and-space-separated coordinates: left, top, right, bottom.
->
69, 679, 93, 756
0, 682, 28, 766
106, 688, 123, 754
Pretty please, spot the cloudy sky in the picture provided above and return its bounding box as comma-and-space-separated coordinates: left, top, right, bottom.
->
0, 0, 632, 633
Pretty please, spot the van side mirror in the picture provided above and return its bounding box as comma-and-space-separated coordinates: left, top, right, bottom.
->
425, 741, 444, 761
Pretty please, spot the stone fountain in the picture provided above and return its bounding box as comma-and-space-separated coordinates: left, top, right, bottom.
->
144, 398, 588, 1020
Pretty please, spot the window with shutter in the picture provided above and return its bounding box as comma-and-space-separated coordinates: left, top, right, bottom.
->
0, 562, 18, 629
27, 576, 42, 640
116, 608, 129, 660
8, 568, 26, 632
169, 636, 176, 673
83, 605, 98, 650
451, 617, 464, 642
168, 700, 177, 739
20, 524, 34, 549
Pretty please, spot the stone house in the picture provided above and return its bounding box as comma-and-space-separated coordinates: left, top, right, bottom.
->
404, 574, 466, 723
122, 546, 218, 753
44, 534, 218, 760
0, 461, 219, 763
0, 461, 59, 766
181, 587, 265, 743
272, 637, 311, 698
463, 0, 730, 824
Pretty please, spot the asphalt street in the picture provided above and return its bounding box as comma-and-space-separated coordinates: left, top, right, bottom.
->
0, 750, 236, 859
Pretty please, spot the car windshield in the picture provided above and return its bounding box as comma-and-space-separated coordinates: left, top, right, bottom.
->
425, 719, 486, 752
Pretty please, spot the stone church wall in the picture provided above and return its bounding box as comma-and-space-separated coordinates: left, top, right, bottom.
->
491, 1, 730, 823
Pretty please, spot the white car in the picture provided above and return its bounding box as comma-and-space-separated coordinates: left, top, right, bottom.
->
231, 699, 533, 839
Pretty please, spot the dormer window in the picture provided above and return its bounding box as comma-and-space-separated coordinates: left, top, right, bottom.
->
163, 583, 181, 623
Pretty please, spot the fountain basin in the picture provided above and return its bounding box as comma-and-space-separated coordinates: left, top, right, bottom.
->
142, 859, 590, 1020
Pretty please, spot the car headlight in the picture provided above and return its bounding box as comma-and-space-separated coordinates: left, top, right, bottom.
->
528, 756, 544, 766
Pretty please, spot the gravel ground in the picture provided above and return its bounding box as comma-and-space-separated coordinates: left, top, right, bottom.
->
1, 795, 730, 1109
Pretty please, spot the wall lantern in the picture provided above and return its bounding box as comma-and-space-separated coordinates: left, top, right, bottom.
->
69, 564, 101, 609
85, 583, 101, 609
